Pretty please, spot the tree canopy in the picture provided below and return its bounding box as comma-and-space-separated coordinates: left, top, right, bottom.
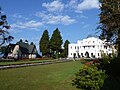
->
99, 0, 120, 56
0, 7, 13, 46
39, 30, 50, 57
63, 40, 70, 58
50, 28, 63, 52
40, 28, 69, 58
49, 28, 63, 58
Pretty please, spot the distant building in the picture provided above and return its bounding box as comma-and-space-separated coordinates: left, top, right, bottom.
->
4, 40, 38, 59
68, 37, 116, 58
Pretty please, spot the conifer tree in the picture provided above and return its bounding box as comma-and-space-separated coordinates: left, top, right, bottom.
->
50, 28, 63, 58
39, 30, 49, 57
63, 40, 70, 58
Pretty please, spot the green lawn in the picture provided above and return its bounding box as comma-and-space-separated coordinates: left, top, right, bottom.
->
0, 59, 55, 66
0, 61, 82, 90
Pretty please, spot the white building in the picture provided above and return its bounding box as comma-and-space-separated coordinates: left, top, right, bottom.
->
68, 37, 116, 58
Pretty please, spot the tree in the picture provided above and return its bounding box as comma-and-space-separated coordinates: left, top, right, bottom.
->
39, 30, 50, 57
98, 0, 120, 57
0, 45, 7, 53
63, 40, 70, 58
50, 28, 63, 58
0, 7, 13, 46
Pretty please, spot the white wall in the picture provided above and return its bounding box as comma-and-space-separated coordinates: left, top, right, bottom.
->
29, 54, 36, 59
12, 45, 20, 59
68, 37, 115, 58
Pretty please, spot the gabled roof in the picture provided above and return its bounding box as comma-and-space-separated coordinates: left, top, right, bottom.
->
6, 44, 16, 53
16, 41, 29, 54
6, 41, 38, 54
29, 44, 37, 54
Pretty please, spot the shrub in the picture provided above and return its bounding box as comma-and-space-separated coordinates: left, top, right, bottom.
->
72, 64, 107, 90
101, 51, 117, 65
99, 53, 120, 76
102, 58, 120, 76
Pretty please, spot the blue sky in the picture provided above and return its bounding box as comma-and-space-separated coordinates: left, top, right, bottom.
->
0, 0, 100, 51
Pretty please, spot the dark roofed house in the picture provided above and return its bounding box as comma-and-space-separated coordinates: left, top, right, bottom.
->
29, 42, 38, 59
5, 40, 38, 59
4, 44, 16, 58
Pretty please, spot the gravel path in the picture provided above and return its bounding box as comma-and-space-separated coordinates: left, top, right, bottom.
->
0, 59, 73, 70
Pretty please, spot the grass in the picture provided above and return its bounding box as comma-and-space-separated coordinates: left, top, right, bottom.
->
0, 61, 83, 90
0, 59, 56, 66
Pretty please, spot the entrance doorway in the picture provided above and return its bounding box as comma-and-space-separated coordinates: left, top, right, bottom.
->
85, 51, 89, 58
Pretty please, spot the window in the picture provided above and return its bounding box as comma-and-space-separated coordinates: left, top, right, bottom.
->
84, 46, 85, 49
71, 53, 72, 55
81, 53, 83, 56
78, 53, 80, 58
104, 46, 107, 49
93, 41, 94, 43
71, 46, 72, 49
98, 53, 99, 56
75, 46, 76, 49
91, 53, 93, 57
88, 46, 90, 49
77, 46, 79, 49
93, 46, 95, 48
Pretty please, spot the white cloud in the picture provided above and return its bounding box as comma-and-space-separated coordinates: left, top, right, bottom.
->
76, 0, 99, 12
65, 0, 78, 10
40, 0, 99, 25
65, 0, 99, 13
10, 14, 43, 31
36, 12, 76, 25
9, 28, 22, 34
24, 20, 43, 28
42, 0, 64, 12
11, 13, 29, 20
11, 20, 43, 30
